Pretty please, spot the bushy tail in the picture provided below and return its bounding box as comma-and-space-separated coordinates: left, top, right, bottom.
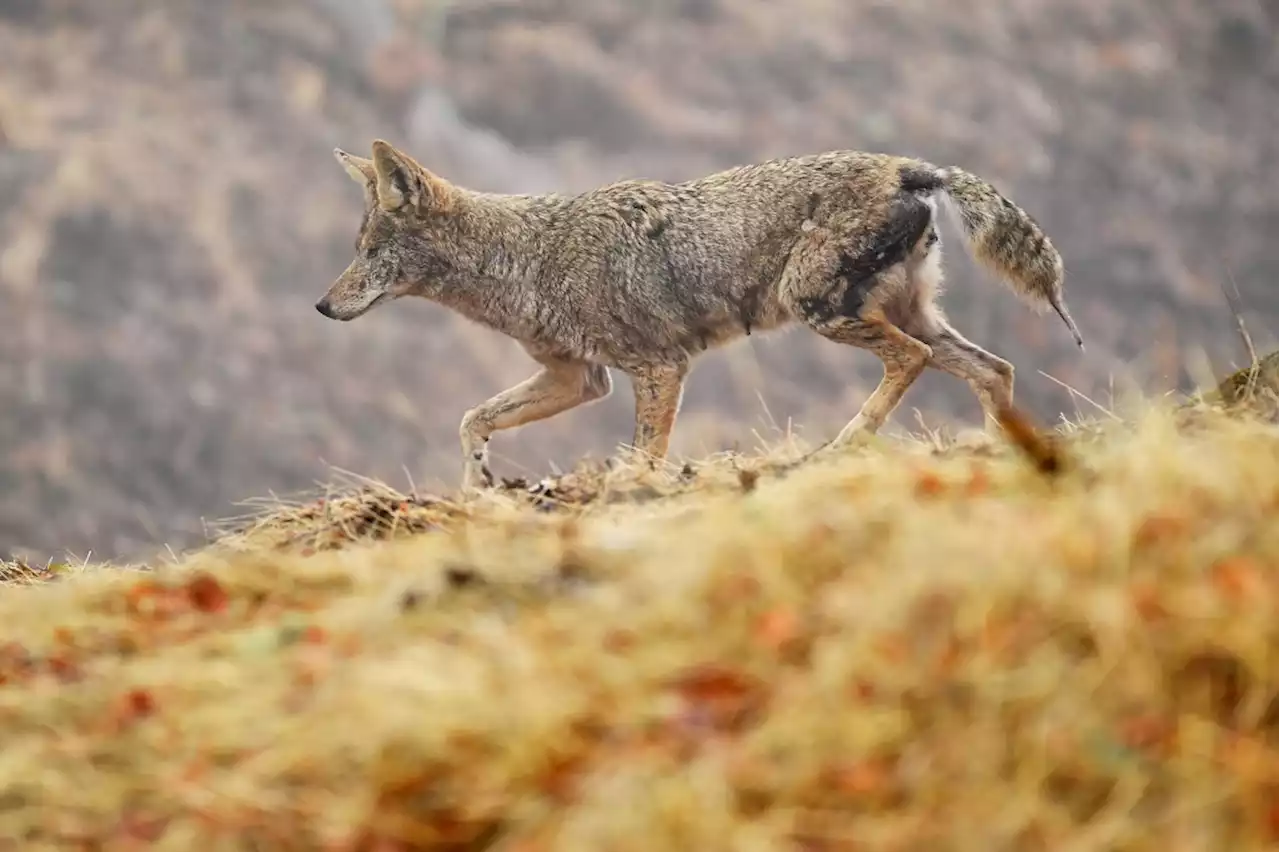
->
935, 165, 1084, 350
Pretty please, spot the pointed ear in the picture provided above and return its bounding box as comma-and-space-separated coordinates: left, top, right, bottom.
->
370, 139, 451, 213
334, 148, 376, 185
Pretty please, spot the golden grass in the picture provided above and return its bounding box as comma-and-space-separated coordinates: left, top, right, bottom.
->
0, 400, 1276, 851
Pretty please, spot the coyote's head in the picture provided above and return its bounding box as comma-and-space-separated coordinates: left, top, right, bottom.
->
316, 139, 459, 321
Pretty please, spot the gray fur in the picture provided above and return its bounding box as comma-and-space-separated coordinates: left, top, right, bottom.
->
318, 141, 1081, 489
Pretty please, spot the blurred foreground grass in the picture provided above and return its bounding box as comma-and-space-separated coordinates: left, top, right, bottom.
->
0, 382, 1276, 850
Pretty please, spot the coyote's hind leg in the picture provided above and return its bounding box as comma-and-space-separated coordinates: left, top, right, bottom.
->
783, 265, 933, 444
459, 358, 612, 490
899, 226, 1017, 434
781, 192, 937, 446
814, 306, 933, 444
920, 322, 1016, 433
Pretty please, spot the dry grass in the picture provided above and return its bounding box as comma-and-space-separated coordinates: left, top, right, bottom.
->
0, 398, 1276, 851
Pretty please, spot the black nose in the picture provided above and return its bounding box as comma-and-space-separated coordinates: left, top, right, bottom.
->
315, 299, 335, 319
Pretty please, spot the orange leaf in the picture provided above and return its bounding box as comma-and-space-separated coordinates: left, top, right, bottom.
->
0, 642, 35, 686
115, 809, 169, 842
1118, 713, 1175, 756
913, 470, 946, 498
46, 652, 83, 683
126, 580, 189, 621
336, 635, 364, 657
125, 580, 168, 615
1128, 581, 1167, 623
186, 573, 229, 613
709, 574, 762, 606
964, 463, 991, 496
755, 608, 798, 650
666, 663, 768, 735
1211, 556, 1266, 603
1266, 799, 1278, 842
934, 638, 963, 676
179, 760, 207, 783
111, 688, 158, 732
125, 687, 157, 717
603, 629, 635, 653
848, 678, 877, 702
536, 752, 589, 803
1133, 513, 1187, 548
829, 759, 891, 796
755, 607, 812, 664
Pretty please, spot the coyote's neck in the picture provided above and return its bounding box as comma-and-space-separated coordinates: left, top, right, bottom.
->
425, 191, 565, 340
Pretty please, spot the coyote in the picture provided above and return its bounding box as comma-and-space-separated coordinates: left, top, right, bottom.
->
318, 140, 1083, 490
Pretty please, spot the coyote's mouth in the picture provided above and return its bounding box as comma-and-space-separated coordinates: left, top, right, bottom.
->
354, 291, 391, 318
324, 291, 391, 321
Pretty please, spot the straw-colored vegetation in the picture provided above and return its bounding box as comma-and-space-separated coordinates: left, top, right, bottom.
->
0, 366, 1276, 851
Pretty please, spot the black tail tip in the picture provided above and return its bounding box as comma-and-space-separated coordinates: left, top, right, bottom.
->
1050, 296, 1084, 352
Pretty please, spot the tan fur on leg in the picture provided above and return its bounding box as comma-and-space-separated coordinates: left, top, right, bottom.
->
827, 312, 933, 444
627, 362, 688, 462
921, 322, 1015, 432
460, 360, 611, 490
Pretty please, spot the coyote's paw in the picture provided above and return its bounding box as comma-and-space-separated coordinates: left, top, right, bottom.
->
460, 456, 496, 494
829, 416, 881, 450
808, 432, 874, 464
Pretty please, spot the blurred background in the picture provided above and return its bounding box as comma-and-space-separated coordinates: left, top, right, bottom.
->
0, 0, 1276, 562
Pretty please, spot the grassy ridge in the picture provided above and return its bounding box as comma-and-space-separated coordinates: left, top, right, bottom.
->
0, 398, 1276, 851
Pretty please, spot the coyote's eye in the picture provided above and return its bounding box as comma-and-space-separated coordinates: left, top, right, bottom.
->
363, 246, 377, 260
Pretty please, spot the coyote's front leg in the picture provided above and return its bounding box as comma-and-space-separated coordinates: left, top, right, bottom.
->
458, 358, 612, 492
626, 361, 688, 463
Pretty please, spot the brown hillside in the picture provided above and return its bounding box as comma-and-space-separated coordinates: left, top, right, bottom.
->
0, 404, 1275, 849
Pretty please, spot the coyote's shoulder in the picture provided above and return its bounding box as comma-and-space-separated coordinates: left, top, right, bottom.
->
317, 139, 1081, 490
